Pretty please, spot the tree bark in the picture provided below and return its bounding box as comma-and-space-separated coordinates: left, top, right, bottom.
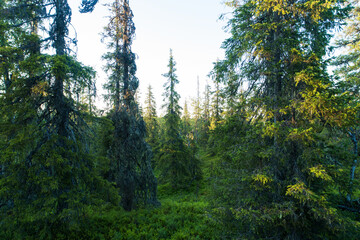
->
53, 0, 69, 138
347, 129, 358, 202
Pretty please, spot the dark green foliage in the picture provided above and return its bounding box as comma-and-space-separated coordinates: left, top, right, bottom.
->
207, 0, 360, 239
210, 80, 223, 125
143, 84, 160, 166
198, 83, 211, 147
102, 0, 158, 210
0, 135, 119, 238
158, 49, 201, 189
0, 0, 117, 237
208, 98, 360, 239
181, 100, 192, 139
79, 0, 99, 13
332, 0, 360, 208
1, 0, 360, 238
110, 104, 159, 209
162, 49, 181, 116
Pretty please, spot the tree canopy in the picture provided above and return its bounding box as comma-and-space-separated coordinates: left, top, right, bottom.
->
1, 0, 360, 239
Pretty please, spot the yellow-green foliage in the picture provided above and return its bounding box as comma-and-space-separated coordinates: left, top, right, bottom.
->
286, 181, 316, 203
287, 127, 315, 143
251, 0, 335, 21
252, 173, 273, 190
309, 165, 333, 181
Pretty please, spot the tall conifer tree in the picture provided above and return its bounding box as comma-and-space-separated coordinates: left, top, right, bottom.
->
210, 0, 356, 238
333, 0, 360, 204
102, 0, 158, 210
144, 85, 159, 150
143, 84, 160, 167
0, 1, 110, 237
210, 80, 223, 126
199, 83, 211, 145
181, 100, 192, 144
159, 49, 201, 188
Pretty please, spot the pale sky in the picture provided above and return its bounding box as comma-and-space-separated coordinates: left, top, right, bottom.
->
69, 0, 230, 113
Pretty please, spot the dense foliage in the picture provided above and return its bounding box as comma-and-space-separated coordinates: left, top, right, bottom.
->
1, 0, 360, 239
208, 0, 360, 238
101, 0, 158, 211
0, 1, 112, 237
157, 50, 202, 189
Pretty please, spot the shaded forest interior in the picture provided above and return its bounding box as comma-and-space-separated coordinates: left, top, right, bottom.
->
1, 0, 360, 239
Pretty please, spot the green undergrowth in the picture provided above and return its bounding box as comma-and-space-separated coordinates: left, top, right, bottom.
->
0, 151, 220, 240
68, 192, 219, 240
1, 185, 221, 240
79, 153, 220, 240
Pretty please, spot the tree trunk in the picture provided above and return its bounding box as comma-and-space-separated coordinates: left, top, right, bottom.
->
4, 68, 11, 93
347, 129, 358, 202
53, 0, 69, 138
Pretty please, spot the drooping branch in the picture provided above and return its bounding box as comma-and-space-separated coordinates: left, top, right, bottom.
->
79, 0, 99, 13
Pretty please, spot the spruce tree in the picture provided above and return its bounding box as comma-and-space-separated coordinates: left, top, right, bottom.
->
210, 80, 223, 127
192, 76, 202, 143
210, 0, 356, 238
144, 85, 159, 152
207, 80, 224, 154
102, 0, 158, 210
203, 83, 211, 122
333, 0, 360, 204
199, 83, 211, 145
181, 99, 192, 145
0, 1, 111, 237
159, 49, 201, 189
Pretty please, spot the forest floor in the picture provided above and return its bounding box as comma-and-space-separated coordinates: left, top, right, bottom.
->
85, 152, 222, 240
